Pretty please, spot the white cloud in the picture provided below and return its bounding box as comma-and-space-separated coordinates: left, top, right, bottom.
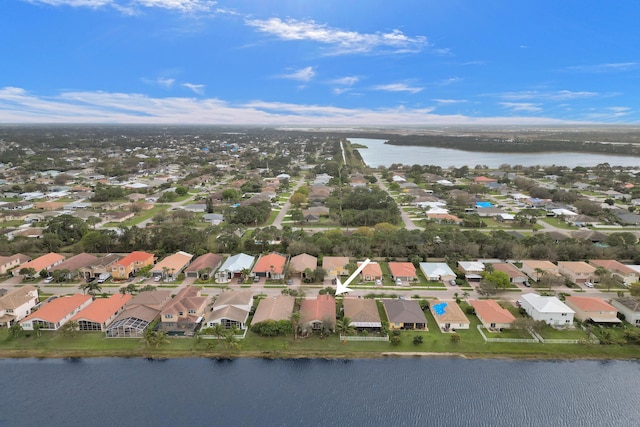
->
499, 102, 542, 113
372, 83, 423, 94
499, 90, 598, 101
25, 0, 218, 13
330, 76, 359, 86
433, 99, 467, 104
156, 77, 175, 88
0, 86, 580, 125
566, 62, 638, 73
182, 83, 205, 95
246, 17, 427, 55
280, 66, 316, 82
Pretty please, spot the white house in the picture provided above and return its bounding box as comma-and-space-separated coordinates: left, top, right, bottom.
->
214, 253, 255, 283
419, 262, 456, 283
0, 285, 39, 328
520, 293, 574, 327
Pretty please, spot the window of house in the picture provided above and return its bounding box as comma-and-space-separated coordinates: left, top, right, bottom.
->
166, 314, 173, 319
188, 310, 196, 314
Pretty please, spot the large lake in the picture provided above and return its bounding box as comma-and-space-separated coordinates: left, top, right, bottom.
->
350, 137, 640, 168
1, 357, 638, 426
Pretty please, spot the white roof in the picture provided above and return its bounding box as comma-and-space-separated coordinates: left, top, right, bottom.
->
218, 253, 255, 273
458, 261, 485, 272
551, 208, 578, 216
521, 293, 575, 314
419, 262, 455, 278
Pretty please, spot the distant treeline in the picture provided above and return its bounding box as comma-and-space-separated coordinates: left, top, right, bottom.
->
384, 135, 640, 156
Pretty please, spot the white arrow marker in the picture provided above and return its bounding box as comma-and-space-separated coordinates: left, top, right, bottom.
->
336, 258, 371, 296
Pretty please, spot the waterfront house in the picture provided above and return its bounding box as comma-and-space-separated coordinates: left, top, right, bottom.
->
204, 290, 253, 330
564, 296, 621, 325
299, 295, 336, 333
184, 253, 223, 279
151, 251, 193, 281
419, 262, 456, 284
111, 251, 155, 280
252, 295, 295, 325
431, 300, 470, 332
252, 253, 287, 280
557, 261, 596, 285
610, 297, 640, 327
289, 253, 318, 280
342, 298, 382, 332
470, 299, 515, 331
215, 253, 255, 283
322, 257, 350, 279
520, 293, 574, 327
0, 285, 38, 328
21, 294, 92, 331
70, 294, 132, 331
382, 299, 427, 331
388, 262, 417, 284
105, 290, 172, 338
159, 286, 208, 334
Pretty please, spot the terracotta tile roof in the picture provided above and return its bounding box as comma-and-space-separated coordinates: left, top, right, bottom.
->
300, 295, 336, 324
18, 252, 65, 272
589, 259, 637, 275
558, 261, 596, 274
252, 253, 287, 274
22, 294, 91, 324
470, 300, 515, 324
153, 251, 193, 273
359, 261, 383, 278
71, 294, 132, 323
114, 251, 154, 267
388, 262, 416, 278
522, 260, 558, 271
492, 263, 526, 279
252, 295, 295, 324
565, 296, 617, 313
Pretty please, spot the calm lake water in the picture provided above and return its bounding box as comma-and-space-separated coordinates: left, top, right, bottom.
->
0, 357, 638, 427
350, 137, 640, 168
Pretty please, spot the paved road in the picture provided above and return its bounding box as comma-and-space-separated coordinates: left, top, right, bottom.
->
375, 173, 419, 230
271, 176, 305, 228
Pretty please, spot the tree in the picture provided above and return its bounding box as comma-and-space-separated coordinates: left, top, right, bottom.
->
18, 267, 36, 278
335, 317, 355, 336
629, 283, 640, 297
481, 270, 511, 290
477, 280, 498, 297
413, 335, 424, 345
61, 320, 79, 337
290, 192, 307, 208
9, 323, 23, 338
290, 312, 300, 340
80, 281, 102, 296
145, 330, 170, 349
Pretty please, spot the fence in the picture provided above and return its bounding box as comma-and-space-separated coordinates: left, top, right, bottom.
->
477, 325, 539, 343
201, 329, 248, 340
339, 335, 389, 342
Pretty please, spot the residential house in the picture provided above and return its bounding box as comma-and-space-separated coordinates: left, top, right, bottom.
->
557, 261, 596, 285
0, 285, 39, 328
204, 290, 254, 330
520, 293, 574, 327
159, 286, 209, 334
470, 299, 515, 330
21, 294, 92, 331
359, 261, 383, 282
342, 298, 382, 332
251, 295, 295, 325
105, 290, 172, 338
151, 251, 193, 281
252, 253, 288, 280
215, 253, 255, 283
382, 299, 427, 330
419, 262, 456, 284
0, 253, 30, 275
104, 211, 135, 223
431, 300, 470, 332
388, 262, 417, 285
589, 260, 639, 286
610, 297, 640, 327
50, 253, 99, 280
491, 263, 528, 285
299, 295, 336, 333
521, 260, 560, 282
289, 254, 318, 280
322, 256, 350, 279
564, 296, 621, 325
13, 252, 66, 277
458, 261, 485, 282
184, 253, 223, 279
111, 251, 155, 280
79, 253, 122, 280
70, 294, 132, 331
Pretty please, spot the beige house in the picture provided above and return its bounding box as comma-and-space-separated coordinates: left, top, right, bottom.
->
431, 300, 470, 332
589, 260, 639, 286
0, 254, 31, 275
252, 295, 295, 325
521, 260, 559, 282
557, 261, 596, 284
492, 263, 528, 284
565, 296, 621, 324
152, 251, 194, 281
322, 257, 350, 279
289, 254, 318, 280
470, 299, 515, 330
343, 298, 382, 331
0, 285, 39, 328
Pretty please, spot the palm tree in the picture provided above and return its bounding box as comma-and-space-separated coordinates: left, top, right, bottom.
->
145, 330, 170, 349
290, 312, 300, 340
80, 281, 102, 296
335, 317, 355, 336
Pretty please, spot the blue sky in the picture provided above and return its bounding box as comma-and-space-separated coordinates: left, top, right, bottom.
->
1, 0, 639, 125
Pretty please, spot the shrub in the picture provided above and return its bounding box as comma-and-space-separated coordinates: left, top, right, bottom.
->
450, 333, 461, 343
413, 335, 423, 345
390, 335, 402, 346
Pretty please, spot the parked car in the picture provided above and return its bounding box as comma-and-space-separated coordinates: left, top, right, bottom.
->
585, 281, 594, 288
449, 279, 457, 286
396, 278, 403, 286
287, 279, 293, 286
154, 276, 162, 282
524, 281, 531, 287
237, 277, 243, 284
254, 276, 260, 283
375, 279, 382, 286
43, 276, 54, 284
